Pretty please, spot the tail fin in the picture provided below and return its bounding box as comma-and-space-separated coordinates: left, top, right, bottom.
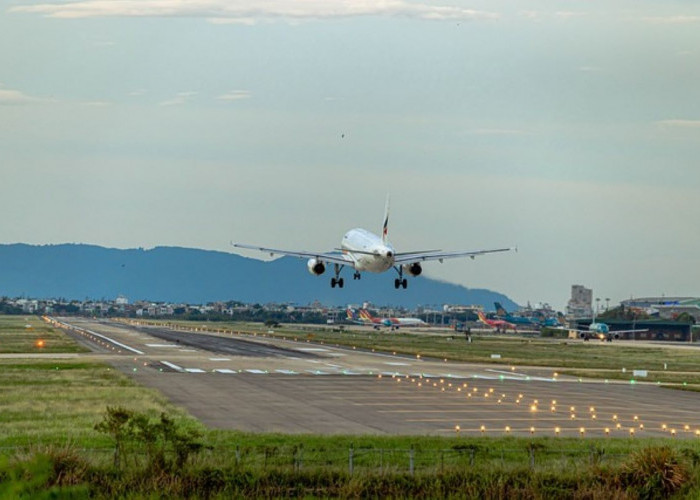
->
381, 195, 390, 245
346, 308, 357, 320
494, 302, 507, 316
476, 311, 487, 323
359, 309, 375, 321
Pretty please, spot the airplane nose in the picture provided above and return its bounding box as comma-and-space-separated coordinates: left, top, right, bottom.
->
386, 251, 393, 258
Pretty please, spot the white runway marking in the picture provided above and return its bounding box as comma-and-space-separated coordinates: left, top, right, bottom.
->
215, 369, 237, 374
275, 369, 298, 375
297, 347, 329, 352
160, 361, 184, 372
185, 368, 206, 373
209, 358, 231, 361
246, 369, 267, 374
145, 344, 179, 348
385, 362, 410, 366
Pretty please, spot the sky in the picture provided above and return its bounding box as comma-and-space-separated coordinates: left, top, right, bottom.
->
2, 0, 700, 310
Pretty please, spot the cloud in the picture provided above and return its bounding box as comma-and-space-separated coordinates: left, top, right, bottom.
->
159, 91, 198, 106
0, 88, 43, 105
217, 90, 251, 101
11, 0, 499, 23
643, 15, 700, 25
554, 11, 585, 20
463, 128, 528, 136
656, 119, 700, 128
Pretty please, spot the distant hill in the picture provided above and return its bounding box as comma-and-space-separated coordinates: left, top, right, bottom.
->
0, 244, 518, 309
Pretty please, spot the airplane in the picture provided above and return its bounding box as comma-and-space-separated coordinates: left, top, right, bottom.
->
233, 197, 514, 289
346, 308, 427, 329
359, 309, 427, 329
494, 302, 560, 328
568, 321, 648, 342
346, 308, 382, 329
476, 310, 516, 332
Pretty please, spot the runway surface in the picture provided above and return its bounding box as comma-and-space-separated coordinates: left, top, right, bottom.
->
53, 317, 700, 438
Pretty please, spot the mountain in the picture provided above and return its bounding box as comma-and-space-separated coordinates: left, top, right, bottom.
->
0, 244, 518, 309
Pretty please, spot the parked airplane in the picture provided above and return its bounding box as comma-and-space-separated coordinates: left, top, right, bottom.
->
347, 308, 427, 329
233, 197, 514, 289
494, 302, 560, 328
346, 308, 382, 329
476, 311, 516, 331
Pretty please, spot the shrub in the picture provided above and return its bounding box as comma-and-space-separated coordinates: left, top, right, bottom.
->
621, 446, 689, 499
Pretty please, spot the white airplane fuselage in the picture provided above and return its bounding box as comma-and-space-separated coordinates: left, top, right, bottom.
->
341, 228, 395, 273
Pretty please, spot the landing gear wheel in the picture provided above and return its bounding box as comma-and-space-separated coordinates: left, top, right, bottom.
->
338, 278, 344, 288
394, 279, 400, 289
331, 278, 337, 288
402, 278, 408, 289
353, 272, 361, 280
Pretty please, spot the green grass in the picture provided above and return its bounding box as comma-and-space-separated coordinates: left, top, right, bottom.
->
0, 316, 201, 448
0, 359, 202, 448
0, 315, 88, 353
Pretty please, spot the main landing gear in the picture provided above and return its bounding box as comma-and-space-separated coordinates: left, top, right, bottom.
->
393, 266, 408, 289
353, 272, 361, 280
331, 263, 345, 288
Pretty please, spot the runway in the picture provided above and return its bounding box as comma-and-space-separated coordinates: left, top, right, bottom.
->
54, 317, 700, 438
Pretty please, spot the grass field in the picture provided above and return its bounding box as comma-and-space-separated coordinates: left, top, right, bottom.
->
0, 315, 88, 354
133, 319, 700, 387
0, 316, 200, 449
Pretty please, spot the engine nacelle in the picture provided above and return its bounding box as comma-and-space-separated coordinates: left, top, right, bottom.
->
402, 263, 423, 277
307, 258, 326, 276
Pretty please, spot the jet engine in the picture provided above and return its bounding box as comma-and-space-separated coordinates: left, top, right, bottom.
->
307, 258, 326, 276
402, 263, 422, 277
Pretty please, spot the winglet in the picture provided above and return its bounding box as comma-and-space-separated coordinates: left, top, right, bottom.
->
382, 194, 390, 245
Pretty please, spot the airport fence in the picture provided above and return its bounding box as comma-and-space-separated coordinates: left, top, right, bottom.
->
211, 445, 631, 475
1, 444, 633, 475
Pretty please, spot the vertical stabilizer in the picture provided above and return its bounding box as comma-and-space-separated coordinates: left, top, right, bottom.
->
382, 195, 390, 244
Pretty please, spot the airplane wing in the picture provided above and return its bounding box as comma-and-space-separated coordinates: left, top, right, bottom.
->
606, 329, 649, 334
232, 243, 356, 267
394, 247, 515, 264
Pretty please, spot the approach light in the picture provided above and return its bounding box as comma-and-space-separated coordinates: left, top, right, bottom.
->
35, 340, 45, 348
555, 427, 560, 436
